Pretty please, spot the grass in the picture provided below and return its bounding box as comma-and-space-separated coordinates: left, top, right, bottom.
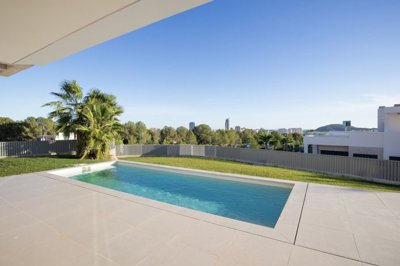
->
124, 156, 400, 192
0, 156, 106, 177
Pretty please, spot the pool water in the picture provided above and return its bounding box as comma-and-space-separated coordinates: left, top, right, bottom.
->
71, 163, 292, 228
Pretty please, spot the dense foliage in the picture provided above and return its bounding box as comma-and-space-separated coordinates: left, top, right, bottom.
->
43, 81, 123, 159
0, 116, 56, 141
120, 122, 303, 151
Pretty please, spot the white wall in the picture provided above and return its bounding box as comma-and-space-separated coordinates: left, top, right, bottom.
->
348, 132, 383, 148
304, 132, 384, 153
304, 134, 349, 154
383, 132, 400, 159
385, 113, 400, 133
378, 107, 385, 132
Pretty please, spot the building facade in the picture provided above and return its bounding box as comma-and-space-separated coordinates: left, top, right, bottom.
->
304, 105, 400, 160
225, 118, 229, 131
288, 128, 303, 134
189, 122, 195, 131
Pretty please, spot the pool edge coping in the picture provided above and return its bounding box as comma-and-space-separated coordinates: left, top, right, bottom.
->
44, 160, 307, 244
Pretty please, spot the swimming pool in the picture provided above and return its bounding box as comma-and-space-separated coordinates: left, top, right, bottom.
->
71, 163, 292, 228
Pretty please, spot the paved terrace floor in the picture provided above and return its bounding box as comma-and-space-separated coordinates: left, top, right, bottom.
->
0, 171, 399, 266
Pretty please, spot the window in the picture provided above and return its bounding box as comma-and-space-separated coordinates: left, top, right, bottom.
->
353, 154, 378, 159
308, 145, 313, 154
389, 156, 400, 161
320, 150, 349, 156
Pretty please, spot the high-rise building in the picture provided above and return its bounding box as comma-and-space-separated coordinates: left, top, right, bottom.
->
189, 122, 195, 130
235, 126, 241, 132
225, 118, 230, 130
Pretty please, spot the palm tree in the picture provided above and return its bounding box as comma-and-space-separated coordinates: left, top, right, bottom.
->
44, 81, 123, 159
258, 133, 272, 149
77, 90, 123, 159
42, 80, 83, 137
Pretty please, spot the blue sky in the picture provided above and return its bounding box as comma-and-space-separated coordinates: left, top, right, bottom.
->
1, 0, 400, 130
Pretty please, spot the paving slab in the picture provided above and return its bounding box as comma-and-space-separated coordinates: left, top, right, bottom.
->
0, 167, 399, 266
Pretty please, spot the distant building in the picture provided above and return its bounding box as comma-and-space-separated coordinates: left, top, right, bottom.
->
235, 126, 241, 132
343, 121, 351, 131
288, 128, 303, 134
55, 132, 76, 140
304, 104, 400, 160
278, 128, 288, 134
189, 122, 195, 130
225, 118, 230, 131
37, 135, 56, 141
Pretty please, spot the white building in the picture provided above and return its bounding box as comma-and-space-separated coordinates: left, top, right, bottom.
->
288, 128, 303, 134
304, 105, 400, 160
55, 133, 77, 141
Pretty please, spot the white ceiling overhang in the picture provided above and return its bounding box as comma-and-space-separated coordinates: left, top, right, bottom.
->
0, 0, 211, 76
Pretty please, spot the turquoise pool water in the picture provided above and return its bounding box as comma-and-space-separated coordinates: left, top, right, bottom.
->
71, 163, 292, 227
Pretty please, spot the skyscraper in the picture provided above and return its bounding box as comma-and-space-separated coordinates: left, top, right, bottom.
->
225, 118, 230, 130
189, 122, 195, 130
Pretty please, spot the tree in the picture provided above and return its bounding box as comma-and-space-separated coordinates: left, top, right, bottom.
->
0, 121, 30, 141
269, 131, 284, 150
257, 133, 272, 149
282, 133, 294, 151
291, 132, 303, 151
193, 124, 213, 144
160, 126, 177, 144
0, 117, 14, 125
184, 131, 197, 144
226, 130, 240, 146
76, 89, 123, 159
212, 129, 227, 146
43, 80, 83, 138
147, 128, 160, 144
44, 81, 123, 159
240, 129, 258, 148
134, 121, 149, 144
176, 126, 189, 144
122, 121, 137, 144
24, 117, 42, 139
37, 117, 56, 136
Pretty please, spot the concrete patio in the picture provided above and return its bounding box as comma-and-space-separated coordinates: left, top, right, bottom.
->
0, 169, 399, 266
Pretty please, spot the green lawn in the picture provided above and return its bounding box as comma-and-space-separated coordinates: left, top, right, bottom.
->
1, 156, 399, 192
0, 157, 106, 177
124, 157, 400, 192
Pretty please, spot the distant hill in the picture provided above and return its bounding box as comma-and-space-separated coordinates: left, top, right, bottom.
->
316, 124, 375, 132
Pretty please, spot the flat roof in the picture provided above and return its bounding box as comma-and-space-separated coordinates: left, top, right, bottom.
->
0, 0, 211, 76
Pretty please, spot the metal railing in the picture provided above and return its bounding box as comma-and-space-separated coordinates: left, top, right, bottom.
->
0, 140, 77, 157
